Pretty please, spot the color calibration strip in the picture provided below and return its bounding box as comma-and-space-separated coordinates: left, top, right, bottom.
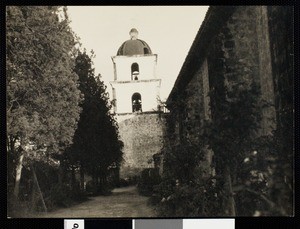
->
65, 219, 235, 229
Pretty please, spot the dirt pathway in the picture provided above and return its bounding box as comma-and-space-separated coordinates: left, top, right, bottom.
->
39, 186, 156, 218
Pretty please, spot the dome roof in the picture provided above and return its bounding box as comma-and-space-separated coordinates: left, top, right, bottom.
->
117, 39, 152, 56
117, 29, 152, 56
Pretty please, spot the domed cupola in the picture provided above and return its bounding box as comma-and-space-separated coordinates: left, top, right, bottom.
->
110, 28, 160, 114
117, 28, 152, 56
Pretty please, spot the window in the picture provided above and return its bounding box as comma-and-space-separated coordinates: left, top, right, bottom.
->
132, 93, 142, 112
144, 48, 149, 54
131, 63, 139, 80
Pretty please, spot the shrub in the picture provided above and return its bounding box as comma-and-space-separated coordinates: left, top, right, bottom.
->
137, 168, 161, 196
151, 176, 220, 217
46, 183, 73, 208
7, 193, 33, 217
163, 143, 204, 183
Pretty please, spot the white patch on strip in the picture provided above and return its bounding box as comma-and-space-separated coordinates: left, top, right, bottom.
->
64, 219, 85, 229
183, 219, 235, 229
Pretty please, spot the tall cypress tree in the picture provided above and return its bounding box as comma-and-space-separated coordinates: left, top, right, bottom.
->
68, 50, 123, 191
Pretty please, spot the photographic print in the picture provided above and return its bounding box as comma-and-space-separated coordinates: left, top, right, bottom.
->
6, 6, 293, 218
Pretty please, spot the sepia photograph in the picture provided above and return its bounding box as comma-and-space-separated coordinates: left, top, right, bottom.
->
6, 5, 293, 218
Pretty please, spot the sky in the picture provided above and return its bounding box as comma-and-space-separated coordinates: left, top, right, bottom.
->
67, 6, 209, 101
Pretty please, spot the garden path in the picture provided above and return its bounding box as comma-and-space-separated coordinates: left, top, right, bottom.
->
38, 186, 156, 218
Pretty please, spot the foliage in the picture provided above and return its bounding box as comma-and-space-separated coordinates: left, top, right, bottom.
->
207, 64, 292, 216
45, 182, 86, 210
151, 126, 208, 216
31, 161, 86, 210
66, 50, 123, 192
151, 176, 220, 217
7, 194, 33, 217
137, 168, 161, 196
163, 143, 204, 183
6, 6, 82, 199
46, 183, 73, 209
232, 130, 293, 216
6, 6, 82, 153
207, 82, 263, 214
153, 58, 292, 217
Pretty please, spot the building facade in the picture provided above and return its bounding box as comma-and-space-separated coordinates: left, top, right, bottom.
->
164, 6, 293, 215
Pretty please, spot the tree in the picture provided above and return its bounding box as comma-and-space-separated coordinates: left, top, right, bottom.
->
6, 6, 82, 199
67, 50, 123, 192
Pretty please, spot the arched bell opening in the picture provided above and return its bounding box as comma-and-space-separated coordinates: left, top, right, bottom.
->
132, 93, 142, 112
131, 63, 139, 80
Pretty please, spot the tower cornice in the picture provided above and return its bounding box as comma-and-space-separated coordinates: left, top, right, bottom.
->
110, 79, 161, 84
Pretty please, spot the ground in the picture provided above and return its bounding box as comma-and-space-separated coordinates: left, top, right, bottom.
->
38, 186, 156, 218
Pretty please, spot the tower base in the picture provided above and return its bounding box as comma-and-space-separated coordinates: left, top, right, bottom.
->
117, 112, 166, 179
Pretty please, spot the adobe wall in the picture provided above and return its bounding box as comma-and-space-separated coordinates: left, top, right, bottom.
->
185, 59, 214, 178
207, 6, 277, 136
165, 6, 293, 178
117, 112, 166, 178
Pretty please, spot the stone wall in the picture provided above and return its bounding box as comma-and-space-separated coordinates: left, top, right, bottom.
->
185, 59, 213, 177
222, 6, 260, 90
267, 6, 293, 129
171, 59, 210, 144
180, 60, 203, 144
165, 5, 293, 178
117, 112, 166, 178
163, 5, 293, 216
167, 58, 214, 178
207, 6, 278, 137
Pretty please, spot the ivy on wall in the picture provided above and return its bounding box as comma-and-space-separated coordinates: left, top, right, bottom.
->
152, 6, 293, 217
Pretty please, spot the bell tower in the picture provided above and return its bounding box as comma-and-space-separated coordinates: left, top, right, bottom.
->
110, 29, 165, 179
110, 28, 161, 114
